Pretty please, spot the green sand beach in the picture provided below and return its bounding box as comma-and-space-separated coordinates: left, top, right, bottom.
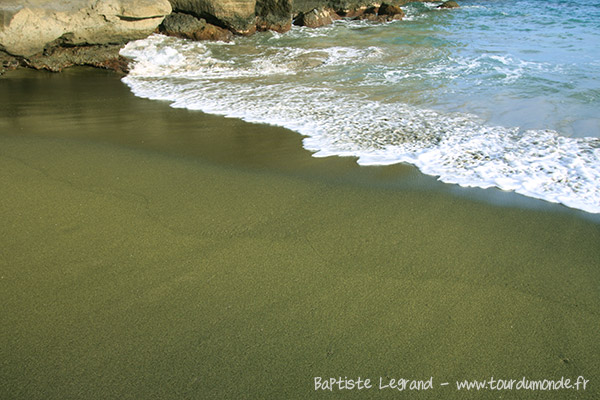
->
1, 69, 599, 399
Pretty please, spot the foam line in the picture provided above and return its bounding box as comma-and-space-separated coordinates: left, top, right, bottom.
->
121, 35, 600, 214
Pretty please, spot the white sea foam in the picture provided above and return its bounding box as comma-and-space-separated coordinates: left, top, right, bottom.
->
120, 35, 600, 214
380, 52, 556, 85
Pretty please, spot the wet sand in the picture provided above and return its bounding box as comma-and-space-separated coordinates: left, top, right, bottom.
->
1, 68, 599, 399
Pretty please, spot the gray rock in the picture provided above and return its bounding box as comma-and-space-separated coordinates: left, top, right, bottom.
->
159, 12, 233, 41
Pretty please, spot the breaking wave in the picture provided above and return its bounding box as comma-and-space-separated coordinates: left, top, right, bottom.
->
120, 30, 600, 214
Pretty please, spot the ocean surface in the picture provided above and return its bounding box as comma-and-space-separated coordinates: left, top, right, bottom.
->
120, 0, 600, 214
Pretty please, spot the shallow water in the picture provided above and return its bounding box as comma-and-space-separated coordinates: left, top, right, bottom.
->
120, 0, 600, 214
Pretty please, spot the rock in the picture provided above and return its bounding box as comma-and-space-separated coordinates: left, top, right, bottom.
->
327, 0, 376, 12
168, 0, 256, 34
291, 0, 328, 14
159, 12, 233, 41
378, 3, 403, 16
438, 1, 459, 9
294, 7, 340, 28
24, 45, 131, 73
291, 1, 379, 17
162, 0, 427, 35
0, 51, 20, 75
333, 6, 364, 18
0, 0, 172, 58
353, 2, 404, 22
333, 0, 411, 17
363, 5, 379, 15
255, 0, 293, 33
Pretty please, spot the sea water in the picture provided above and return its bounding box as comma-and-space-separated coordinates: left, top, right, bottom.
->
120, 0, 600, 213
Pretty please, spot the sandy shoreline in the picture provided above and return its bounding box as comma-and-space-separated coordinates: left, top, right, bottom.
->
1, 68, 599, 398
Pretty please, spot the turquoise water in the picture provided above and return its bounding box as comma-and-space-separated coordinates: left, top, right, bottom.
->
120, 0, 600, 213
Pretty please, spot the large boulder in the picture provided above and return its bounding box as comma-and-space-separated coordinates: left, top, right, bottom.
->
378, 3, 403, 16
168, 0, 257, 34
0, 0, 172, 57
293, 7, 340, 28
159, 12, 233, 41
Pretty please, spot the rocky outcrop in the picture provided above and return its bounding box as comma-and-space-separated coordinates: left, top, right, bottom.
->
0, 0, 171, 72
438, 1, 459, 9
322, 0, 405, 17
166, 0, 417, 38
0, 0, 172, 57
292, 1, 405, 29
293, 7, 340, 28
159, 12, 233, 41
0, 0, 441, 75
24, 45, 131, 73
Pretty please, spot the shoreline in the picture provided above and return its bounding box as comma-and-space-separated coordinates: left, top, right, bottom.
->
3, 67, 598, 222
1, 67, 599, 398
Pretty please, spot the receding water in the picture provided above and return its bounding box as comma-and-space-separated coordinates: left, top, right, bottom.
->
120, 0, 600, 213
